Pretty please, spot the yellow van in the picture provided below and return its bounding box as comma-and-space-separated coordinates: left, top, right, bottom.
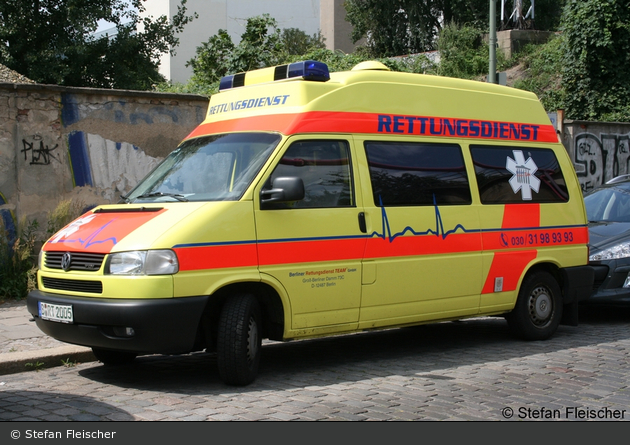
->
27, 60, 594, 385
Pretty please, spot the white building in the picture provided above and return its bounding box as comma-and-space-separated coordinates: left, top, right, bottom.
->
143, 0, 355, 83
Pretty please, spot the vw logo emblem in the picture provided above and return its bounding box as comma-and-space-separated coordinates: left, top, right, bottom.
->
61, 252, 72, 271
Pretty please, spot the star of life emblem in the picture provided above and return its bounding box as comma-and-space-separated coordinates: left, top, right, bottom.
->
506, 150, 540, 200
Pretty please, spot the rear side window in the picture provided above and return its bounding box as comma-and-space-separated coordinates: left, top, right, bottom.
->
471, 145, 569, 204
365, 141, 471, 206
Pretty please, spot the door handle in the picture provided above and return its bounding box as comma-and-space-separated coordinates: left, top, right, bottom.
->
358, 212, 367, 233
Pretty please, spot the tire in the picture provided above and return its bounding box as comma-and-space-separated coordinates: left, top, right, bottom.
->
92, 348, 137, 366
506, 271, 563, 341
217, 294, 262, 386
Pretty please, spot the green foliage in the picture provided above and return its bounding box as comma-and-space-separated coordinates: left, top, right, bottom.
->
0, 199, 89, 301
436, 22, 492, 79
526, 0, 567, 32
0, 218, 38, 301
281, 28, 326, 56
46, 199, 87, 238
0, 0, 196, 90
344, 0, 565, 58
185, 14, 284, 93
513, 35, 566, 112
25, 361, 45, 371
560, 0, 630, 121
344, 0, 444, 57
174, 15, 328, 95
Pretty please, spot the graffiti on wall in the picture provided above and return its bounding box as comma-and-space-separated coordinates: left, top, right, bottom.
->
574, 132, 630, 192
67, 131, 160, 199
21, 135, 60, 165
0, 192, 16, 246
61, 94, 186, 127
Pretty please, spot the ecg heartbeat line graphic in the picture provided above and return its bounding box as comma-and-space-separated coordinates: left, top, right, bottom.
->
370, 195, 474, 243
51, 221, 118, 248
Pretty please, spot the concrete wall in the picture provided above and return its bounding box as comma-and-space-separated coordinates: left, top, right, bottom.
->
561, 120, 630, 192
496, 30, 554, 59
320, 0, 356, 54
0, 83, 208, 238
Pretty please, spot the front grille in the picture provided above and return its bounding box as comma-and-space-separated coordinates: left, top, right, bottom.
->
45, 251, 105, 272
42, 277, 103, 294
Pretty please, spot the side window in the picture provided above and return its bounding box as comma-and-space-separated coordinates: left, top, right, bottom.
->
269, 140, 353, 208
365, 141, 471, 206
470, 145, 569, 204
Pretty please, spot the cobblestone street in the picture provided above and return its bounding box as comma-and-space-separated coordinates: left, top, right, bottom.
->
1, 306, 629, 422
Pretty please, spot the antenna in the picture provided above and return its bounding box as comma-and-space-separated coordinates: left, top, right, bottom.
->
500, 0, 535, 30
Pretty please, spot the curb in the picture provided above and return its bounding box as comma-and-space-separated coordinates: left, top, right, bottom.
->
0, 346, 96, 376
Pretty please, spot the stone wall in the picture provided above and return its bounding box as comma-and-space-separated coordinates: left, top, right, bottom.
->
560, 120, 630, 193
0, 83, 208, 238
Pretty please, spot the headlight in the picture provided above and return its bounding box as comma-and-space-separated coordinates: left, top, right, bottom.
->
106, 250, 179, 275
589, 243, 630, 261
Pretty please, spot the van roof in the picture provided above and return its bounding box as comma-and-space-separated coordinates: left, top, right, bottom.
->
187, 60, 556, 145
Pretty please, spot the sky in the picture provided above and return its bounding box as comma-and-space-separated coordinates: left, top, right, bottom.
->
95, 0, 135, 33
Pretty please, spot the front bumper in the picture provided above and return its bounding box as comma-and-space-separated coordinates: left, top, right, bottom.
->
584, 258, 630, 305
27, 290, 209, 354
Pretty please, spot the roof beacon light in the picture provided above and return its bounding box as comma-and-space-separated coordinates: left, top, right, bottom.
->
219, 60, 330, 91
287, 60, 330, 81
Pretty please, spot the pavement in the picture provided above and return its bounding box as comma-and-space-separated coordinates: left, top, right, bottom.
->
0, 299, 96, 375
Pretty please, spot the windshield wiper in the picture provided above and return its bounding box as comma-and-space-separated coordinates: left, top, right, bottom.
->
135, 192, 189, 202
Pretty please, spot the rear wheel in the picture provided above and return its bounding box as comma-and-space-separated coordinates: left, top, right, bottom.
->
92, 348, 137, 366
217, 294, 262, 386
506, 271, 563, 340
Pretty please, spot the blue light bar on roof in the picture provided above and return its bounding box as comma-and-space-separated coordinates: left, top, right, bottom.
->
288, 60, 330, 81
219, 60, 330, 91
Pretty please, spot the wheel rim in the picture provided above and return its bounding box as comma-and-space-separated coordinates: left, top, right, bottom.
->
528, 285, 553, 327
247, 316, 259, 365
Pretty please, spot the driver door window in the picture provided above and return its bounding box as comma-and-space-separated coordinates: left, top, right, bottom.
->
269, 140, 354, 208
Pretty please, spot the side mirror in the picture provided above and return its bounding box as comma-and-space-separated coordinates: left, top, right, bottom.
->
260, 177, 305, 208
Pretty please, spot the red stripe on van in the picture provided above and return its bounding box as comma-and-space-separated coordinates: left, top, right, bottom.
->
481, 250, 538, 294
186, 111, 558, 143
174, 244, 258, 271
258, 238, 366, 265
364, 232, 481, 259
502, 204, 540, 228
481, 226, 588, 251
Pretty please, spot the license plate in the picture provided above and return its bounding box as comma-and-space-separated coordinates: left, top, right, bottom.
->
39, 302, 73, 324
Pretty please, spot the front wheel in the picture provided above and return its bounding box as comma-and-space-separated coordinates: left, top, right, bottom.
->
506, 271, 563, 341
217, 294, 262, 386
92, 348, 137, 366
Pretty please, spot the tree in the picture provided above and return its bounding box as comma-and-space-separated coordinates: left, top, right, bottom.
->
344, 0, 566, 58
345, 0, 445, 57
0, 0, 196, 90
560, 0, 630, 121
281, 28, 326, 56
436, 22, 490, 79
187, 14, 326, 89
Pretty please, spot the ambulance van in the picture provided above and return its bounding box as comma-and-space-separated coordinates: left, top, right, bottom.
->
27, 60, 594, 386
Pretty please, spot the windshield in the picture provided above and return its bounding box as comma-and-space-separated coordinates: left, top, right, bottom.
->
585, 185, 630, 222
125, 133, 281, 203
